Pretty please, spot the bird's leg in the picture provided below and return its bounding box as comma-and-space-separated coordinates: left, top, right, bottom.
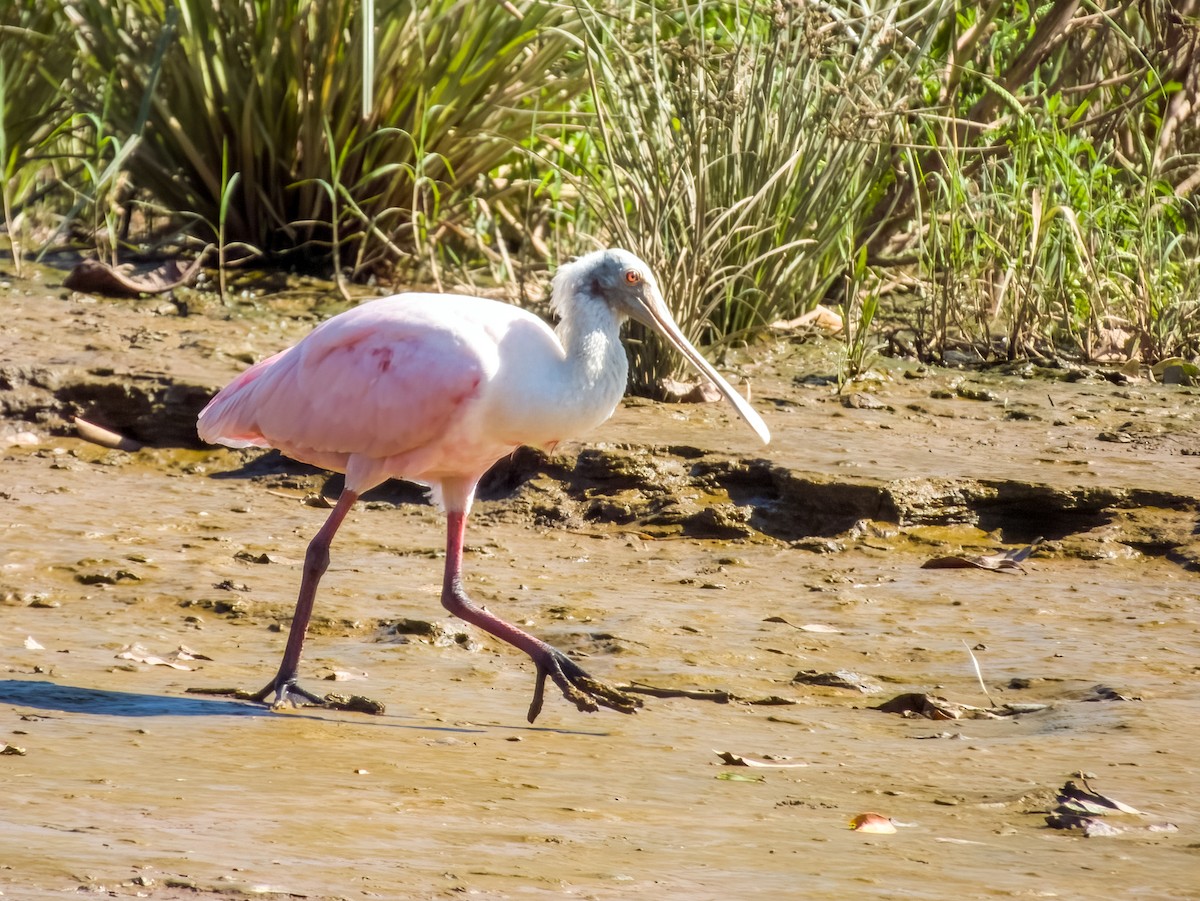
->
250, 488, 360, 708
439, 509, 641, 723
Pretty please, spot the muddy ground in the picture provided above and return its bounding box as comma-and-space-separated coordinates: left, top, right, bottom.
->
1, 262, 1198, 900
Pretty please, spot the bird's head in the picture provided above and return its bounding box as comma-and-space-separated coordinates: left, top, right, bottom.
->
550, 248, 659, 324
552, 248, 770, 445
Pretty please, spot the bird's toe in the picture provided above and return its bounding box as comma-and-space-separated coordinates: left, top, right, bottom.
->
248, 676, 326, 709
578, 676, 642, 715
528, 649, 641, 722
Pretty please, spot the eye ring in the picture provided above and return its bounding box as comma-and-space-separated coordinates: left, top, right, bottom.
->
624, 269, 641, 285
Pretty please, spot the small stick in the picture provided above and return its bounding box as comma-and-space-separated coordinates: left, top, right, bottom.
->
963, 640, 998, 708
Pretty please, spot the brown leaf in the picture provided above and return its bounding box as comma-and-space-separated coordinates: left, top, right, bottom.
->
63, 255, 205, 296
115, 643, 193, 670
172, 645, 213, 663
874, 692, 963, 720
1055, 778, 1142, 816
763, 616, 841, 633
1045, 813, 1125, 836
792, 669, 882, 694
658, 376, 722, 404
623, 682, 731, 703
921, 540, 1041, 574
875, 692, 1042, 720
771, 305, 844, 333
715, 750, 808, 768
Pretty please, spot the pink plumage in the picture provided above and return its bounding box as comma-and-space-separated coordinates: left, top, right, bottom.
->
200, 294, 568, 497
197, 249, 768, 722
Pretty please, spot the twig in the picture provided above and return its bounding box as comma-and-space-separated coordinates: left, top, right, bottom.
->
963, 640, 998, 708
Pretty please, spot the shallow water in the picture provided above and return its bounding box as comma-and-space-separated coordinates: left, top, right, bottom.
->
2, 274, 1199, 899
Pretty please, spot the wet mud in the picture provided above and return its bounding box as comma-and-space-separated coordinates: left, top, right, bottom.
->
1, 265, 1198, 899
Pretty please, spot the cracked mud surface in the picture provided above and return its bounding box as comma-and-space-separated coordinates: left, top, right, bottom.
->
2, 264, 1198, 899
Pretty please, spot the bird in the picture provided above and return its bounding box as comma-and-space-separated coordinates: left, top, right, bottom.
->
197, 248, 770, 722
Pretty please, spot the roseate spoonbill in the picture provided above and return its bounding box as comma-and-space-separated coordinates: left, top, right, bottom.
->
198, 248, 770, 722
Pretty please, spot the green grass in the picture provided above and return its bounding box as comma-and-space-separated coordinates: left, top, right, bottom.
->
893, 9, 1200, 366
68, 0, 585, 274
0, 0, 1196, 381
565, 0, 943, 391
0, 0, 72, 275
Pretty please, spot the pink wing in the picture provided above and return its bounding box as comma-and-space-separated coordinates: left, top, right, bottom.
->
198, 298, 488, 471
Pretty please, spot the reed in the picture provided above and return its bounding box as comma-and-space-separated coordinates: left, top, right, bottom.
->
67, 0, 585, 274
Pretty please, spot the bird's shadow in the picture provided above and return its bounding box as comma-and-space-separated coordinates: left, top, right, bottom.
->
206, 447, 557, 504
0, 679, 611, 736
0, 679, 269, 718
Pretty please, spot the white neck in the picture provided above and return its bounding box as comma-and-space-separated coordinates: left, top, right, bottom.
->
538, 290, 629, 438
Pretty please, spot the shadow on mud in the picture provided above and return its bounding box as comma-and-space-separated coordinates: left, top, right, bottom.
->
0, 679, 613, 736
0, 679, 267, 717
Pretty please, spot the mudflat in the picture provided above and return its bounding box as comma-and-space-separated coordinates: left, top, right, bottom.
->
2, 267, 1198, 899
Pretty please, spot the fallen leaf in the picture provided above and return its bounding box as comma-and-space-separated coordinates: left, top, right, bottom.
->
793, 669, 882, 694
715, 750, 808, 768
63, 254, 206, 296
1044, 776, 1150, 836
1, 744, 27, 756
743, 695, 798, 706
623, 682, 731, 703
763, 616, 841, 633
115, 643, 193, 670
1147, 822, 1179, 833
871, 692, 1040, 720
234, 551, 297, 565
1000, 702, 1049, 714
849, 812, 896, 833
658, 376, 722, 404
921, 540, 1041, 574
1045, 813, 1125, 836
172, 645, 213, 662
874, 692, 963, 720
1055, 779, 1142, 815
1080, 684, 1140, 702
770, 305, 843, 333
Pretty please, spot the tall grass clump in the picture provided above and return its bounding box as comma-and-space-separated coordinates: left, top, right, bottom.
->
569, 0, 951, 390
913, 103, 1198, 364
67, 0, 585, 276
0, 0, 72, 275
882, 0, 1200, 366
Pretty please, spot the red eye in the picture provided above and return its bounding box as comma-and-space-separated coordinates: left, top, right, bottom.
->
624, 270, 641, 285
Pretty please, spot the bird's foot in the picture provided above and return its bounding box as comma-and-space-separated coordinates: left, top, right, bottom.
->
240, 678, 387, 715
528, 646, 642, 723
247, 676, 327, 710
